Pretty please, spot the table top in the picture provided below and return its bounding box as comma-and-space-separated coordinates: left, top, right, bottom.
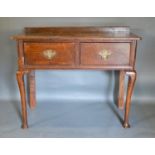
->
12, 26, 141, 41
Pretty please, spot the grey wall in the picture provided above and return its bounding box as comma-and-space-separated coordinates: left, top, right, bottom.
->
0, 17, 155, 103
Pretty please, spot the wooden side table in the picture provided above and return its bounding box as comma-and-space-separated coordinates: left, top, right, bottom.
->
12, 26, 141, 128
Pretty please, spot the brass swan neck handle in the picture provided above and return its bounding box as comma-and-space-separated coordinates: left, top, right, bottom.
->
98, 50, 111, 60
42, 49, 57, 60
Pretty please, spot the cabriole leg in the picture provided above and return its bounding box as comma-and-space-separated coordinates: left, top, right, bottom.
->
16, 71, 28, 129
123, 71, 136, 128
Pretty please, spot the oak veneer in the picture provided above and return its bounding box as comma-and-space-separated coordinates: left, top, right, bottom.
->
12, 26, 141, 129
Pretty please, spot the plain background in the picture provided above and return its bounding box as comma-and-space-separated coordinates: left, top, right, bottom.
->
0, 17, 155, 137
0, 17, 155, 102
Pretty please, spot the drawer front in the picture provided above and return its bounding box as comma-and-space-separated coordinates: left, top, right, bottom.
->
80, 43, 130, 66
24, 43, 76, 65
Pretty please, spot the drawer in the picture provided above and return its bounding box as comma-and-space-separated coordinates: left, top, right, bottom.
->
80, 43, 130, 66
24, 43, 76, 65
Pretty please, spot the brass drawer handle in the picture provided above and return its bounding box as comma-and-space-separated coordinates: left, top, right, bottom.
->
98, 50, 111, 60
42, 49, 57, 60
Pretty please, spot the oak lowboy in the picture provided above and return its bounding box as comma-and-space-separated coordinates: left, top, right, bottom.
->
12, 26, 141, 129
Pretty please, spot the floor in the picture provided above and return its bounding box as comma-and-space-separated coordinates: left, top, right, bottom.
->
0, 99, 155, 138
